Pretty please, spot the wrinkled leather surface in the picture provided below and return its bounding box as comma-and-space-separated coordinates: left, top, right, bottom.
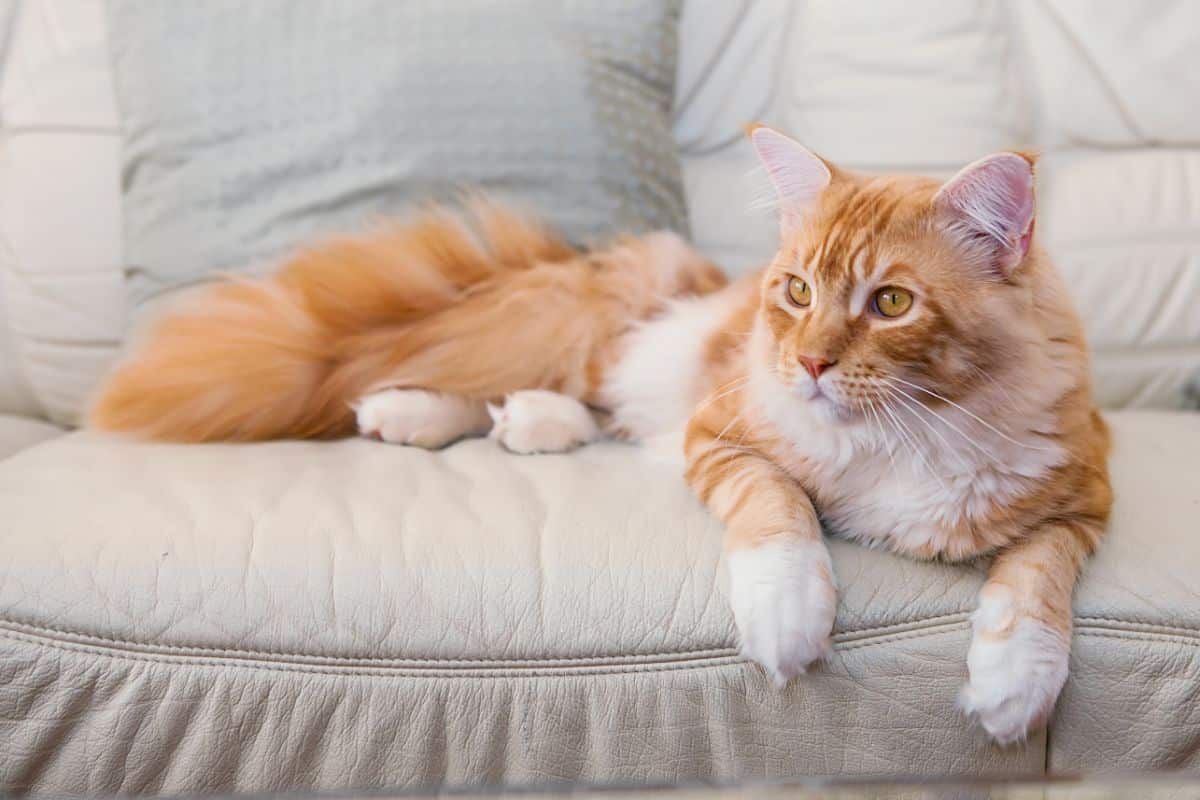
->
1, 411, 1198, 794
0, 434, 987, 661
1072, 413, 1200, 631
1, 626, 1035, 795
1051, 411, 1200, 770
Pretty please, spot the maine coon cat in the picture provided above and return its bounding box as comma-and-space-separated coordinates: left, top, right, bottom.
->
92, 126, 1112, 744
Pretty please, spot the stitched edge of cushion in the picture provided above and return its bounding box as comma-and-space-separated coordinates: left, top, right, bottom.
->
5, 612, 1196, 674
0, 614, 973, 675
1073, 617, 1200, 639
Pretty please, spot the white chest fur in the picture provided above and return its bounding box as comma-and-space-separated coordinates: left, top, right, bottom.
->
601, 292, 1069, 560
750, 367, 1066, 559
602, 292, 734, 440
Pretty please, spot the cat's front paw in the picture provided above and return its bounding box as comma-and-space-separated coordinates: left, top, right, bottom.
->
727, 538, 837, 687
958, 588, 1070, 745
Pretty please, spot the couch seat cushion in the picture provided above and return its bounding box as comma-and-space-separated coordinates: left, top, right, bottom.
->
2, 413, 1196, 657
0, 430, 992, 662
0, 411, 1196, 794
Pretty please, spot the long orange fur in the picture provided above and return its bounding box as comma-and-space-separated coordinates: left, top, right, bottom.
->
91, 199, 724, 441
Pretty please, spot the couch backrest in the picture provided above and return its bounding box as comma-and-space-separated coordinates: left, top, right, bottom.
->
0, 0, 125, 425
677, 0, 1200, 410
2, 0, 1197, 424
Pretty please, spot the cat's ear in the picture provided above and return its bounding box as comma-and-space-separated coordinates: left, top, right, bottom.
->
750, 125, 832, 232
934, 152, 1036, 278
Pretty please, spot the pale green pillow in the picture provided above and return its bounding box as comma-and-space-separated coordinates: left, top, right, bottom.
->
106, 1, 686, 307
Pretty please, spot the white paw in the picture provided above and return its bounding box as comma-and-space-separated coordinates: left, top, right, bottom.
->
727, 539, 838, 687
488, 390, 598, 454
958, 589, 1070, 745
354, 389, 489, 449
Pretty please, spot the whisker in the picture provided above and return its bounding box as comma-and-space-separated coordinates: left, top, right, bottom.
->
734, 408, 763, 449
880, 384, 974, 473
967, 363, 1021, 410
883, 375, 1057, 452
714, 407, 747, 444
860, 396, 899, 479
693, 375, 752, 413
874, 398, 916, 466
880, 379, 1003, 465
887, 382, 1029, 529
696, 366, 787, 436
877, 393, 947, 490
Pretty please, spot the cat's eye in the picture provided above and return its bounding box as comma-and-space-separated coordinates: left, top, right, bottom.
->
873, 287, 913, 318
786, 277, 812, 307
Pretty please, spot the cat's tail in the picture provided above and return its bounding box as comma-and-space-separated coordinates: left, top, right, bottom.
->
89, 199, 725, 443
88, 199, 578, 442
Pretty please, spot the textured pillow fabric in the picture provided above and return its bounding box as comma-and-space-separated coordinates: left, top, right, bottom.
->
106, 0, 686, 308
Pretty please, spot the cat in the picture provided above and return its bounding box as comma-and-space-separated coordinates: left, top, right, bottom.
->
91, 126, 1112, 744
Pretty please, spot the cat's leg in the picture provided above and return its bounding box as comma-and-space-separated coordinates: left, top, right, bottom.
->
355, 388, 491, 448
488, 389, 599, 454
959, 518, 1102, 744
685, 413, 837, 686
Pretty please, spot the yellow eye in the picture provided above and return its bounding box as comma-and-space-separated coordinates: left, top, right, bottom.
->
786, 277, 812, 307
873, 287, 913, 318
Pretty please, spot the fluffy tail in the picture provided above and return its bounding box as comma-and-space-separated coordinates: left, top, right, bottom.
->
90, 200, 574, 441
90, 200, 724, 442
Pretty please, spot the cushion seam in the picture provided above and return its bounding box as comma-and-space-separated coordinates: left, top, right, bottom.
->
3, 613, 1194, 666
0, 622, 969, 678
0, 627, 743, 678
0, 614, 970, 671
1075, 628, 1200, 648
8, 626, 1190, 682
1075, 616, 1200, 639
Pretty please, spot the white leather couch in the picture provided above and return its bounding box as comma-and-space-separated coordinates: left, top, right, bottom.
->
2, 1, 1199, 795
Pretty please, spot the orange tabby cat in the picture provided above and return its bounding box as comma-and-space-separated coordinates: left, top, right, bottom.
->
92, 127, 1111, 744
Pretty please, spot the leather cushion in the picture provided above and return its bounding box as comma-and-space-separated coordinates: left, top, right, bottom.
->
0, 412, 1195, 663
1, 411, 1198, 793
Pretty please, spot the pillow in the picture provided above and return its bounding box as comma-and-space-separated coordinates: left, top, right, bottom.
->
106, 0, 686, 308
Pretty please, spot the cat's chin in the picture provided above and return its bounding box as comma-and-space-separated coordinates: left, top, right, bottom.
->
798, 391, 857, 425
792, 379, 857, 424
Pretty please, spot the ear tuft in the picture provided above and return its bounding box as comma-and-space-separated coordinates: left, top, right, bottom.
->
935, 152, 1036, 278
749, 125, 832, 232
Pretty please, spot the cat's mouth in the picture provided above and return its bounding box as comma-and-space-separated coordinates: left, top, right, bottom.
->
794, 376, 856, 420
775, 365, 862, 421
807, 383, 833, 404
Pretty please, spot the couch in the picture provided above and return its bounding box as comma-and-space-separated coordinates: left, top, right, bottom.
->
2, 0, 1199, 795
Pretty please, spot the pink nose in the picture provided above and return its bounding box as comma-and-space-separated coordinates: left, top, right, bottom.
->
798, 355, 836, 380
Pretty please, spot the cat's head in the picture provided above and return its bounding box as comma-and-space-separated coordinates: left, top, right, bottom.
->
749, 125, 1039, 422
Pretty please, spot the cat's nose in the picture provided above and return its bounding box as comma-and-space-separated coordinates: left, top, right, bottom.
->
798, 356, 836, 380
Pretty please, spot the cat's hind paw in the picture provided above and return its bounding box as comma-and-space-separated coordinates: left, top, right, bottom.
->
488, 390, 598, 454
355, 389, 490, 449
